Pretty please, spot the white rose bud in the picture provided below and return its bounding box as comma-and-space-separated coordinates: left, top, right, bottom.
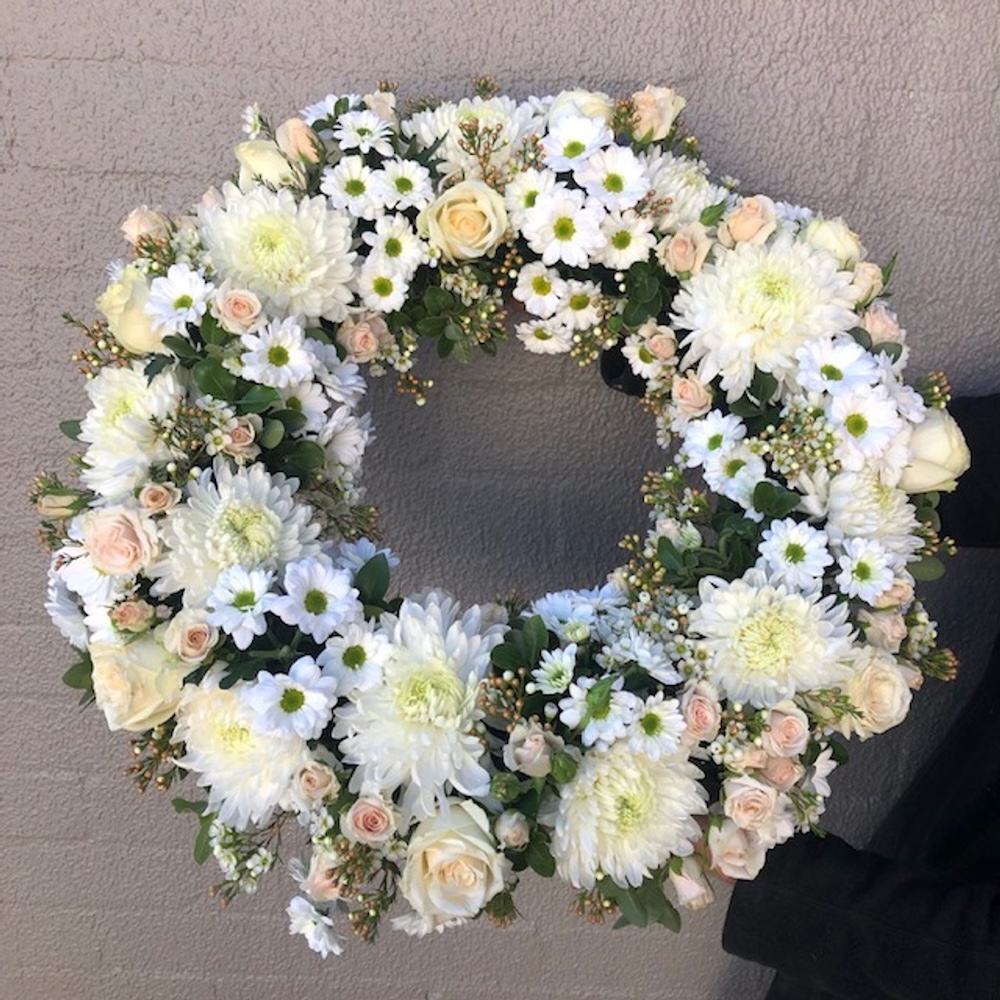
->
548, 88, 614, 124
631, 85, 686, 141
708, 819, 767, 880
418, 180, 508, 263
848, 261, 884, 305
803, 216, 865, 268
120, 206, 170, 247
717, 196, 777, 247
495, 810, 531, 850
898, 408, 971, 494
654, 516, 703, 552
872, 577, 915, 609
234, 139, 304, 190
669, 856, 715, 910
858, 609, 908, 653
503, 720, 564, 777
95, 263, 165, 355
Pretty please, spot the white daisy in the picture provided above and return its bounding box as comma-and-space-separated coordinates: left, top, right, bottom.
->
556, 279, 603, 331
311, 346, 367, 408
206, 565, 277, 650
704, 442, 770, 515
594, 209, 657, 270
794, 336, 879, 396
574, 145, 650, 211
145, 263, 211, 335
688, 568, 855, 707
512, 261, 567, 318
551, 742, 706, 890
672, 233, 858, 401
243, 656, 338, 740
333, 537, 400, 574
531, 644, 577, 695
318, 620, 392, 696
515, 318, 573, 355
360, 215, 428, 278
200, 184, 356, 323
541, 114, 614, 173
333, 109, 395, 157
626, 693, 686, 760
680, 410, 747, 469
521, 188, 607, 268
558, 675, 638, 750
301, 93, 360, 128
372, 159, 433, 211
173, 671, 309, 830
241, 317, 316, 388
271, 556, 361, 643
505, 168, 561, 228
332, 591, 507, 823
278, 380, 331, 435
829, 386, 907, 473
356, 257, 408, 313
287, 896, 343, 958
320, 155, 383, 220
835, 537, 896, 602
756, 517, 833, 590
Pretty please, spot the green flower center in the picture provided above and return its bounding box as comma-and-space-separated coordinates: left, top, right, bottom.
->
615, 791, 651, 832
853, 560, 873, 581
303, 589, 328, 615
524, 190, 539, 208
345, 178, 367, 197
394, 176, 414, 193
724, 457, 747, 477
531, 274, 552, 295
232, 588, 257, 610
532, 327, 552, 341
707, 433, 724, 451
563, 140, 586, 159
639, 712, 662, 736
342, 644, 367, 670
820, 363, 843, 381
553, 216, 576, 241
384, 237, 402, 258
735, 607, 799, 675
784, 542, 806, 564
603, 173, 624, 193
174, 294, 194, 311
569, 292, 591, 311
280, 687, 306, 713
373, 276, 394, 297
611, 230, 632, 249
267, 344, 290, 367
845, 413, 869, 438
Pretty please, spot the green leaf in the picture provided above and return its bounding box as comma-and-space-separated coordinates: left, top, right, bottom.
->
881, 253, 897, 288
162, 334, 200, 361
193, 816, 214, 865
191, 358, 238, 401
61, 656, 93, 691
584, 675, 615, 725
236, 384, 281, 414
873, 341, 903, 362
657, 536, 684, 572
436, 335, 455, 358
621, 299, 653, 327
172, 798, 208, 816
491, 643, 524, 672
908, 555, 946, 581
748, 369, 779, 404
258, 419, 286, 450
699, 199, 728, 227
848, 326, 873, 351
143, 355, 172, 382
270, 439, 326, 479
521, 615, 549, 665
524, 836, 556, 878
611, 886, 649, 928
272, 408, 309, 434
416, 314, 449, 337
199, 313, 230, 347
728, 396, 765, 419
752, 481, 801, 519
59, 419, 82, 441
423, 286, 454, 314
354, 553, 390, 605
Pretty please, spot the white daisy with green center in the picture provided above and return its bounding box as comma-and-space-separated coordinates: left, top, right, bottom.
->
834, 537, 896, 602
703, 441, 769, 517
504, 168, 560, 228
333, 109, 394, 156
332, 590, 507, 823
243, 656, 339, 740
241, 316, 316, 388
757, 517, 833, 590
320, 154, 382, 220
596, 209, 657, 270
357, 256, 408, 313
679, 409, 747, 468
556, 279, 603, 331
541, 114, 613, 173
206, 565, 277, 650
272, 556, 360, 643
829, 386, 907, 472
515, 318, 573, 355
373, 158, 433, 211
318, 620, 392, 696
200, 183, 356, 322
278, 379, 331, 434
574, 144, 650, 211
794, 335, 878, 397
361, 215, 428, 279
689, 568, 855, 707
551, 741, 706, 890
512, 261, 567, 317
621, 331, 665, 380
558, 675, 639, 750
521, 187, 608, 268
530, 643, 578, 695
146, 262, 212, 334
625, 692, 686, 760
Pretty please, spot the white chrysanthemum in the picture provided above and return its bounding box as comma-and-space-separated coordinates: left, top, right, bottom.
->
556, 279, 603, 331
552, 742, 706, 890
320, 155, 383, 220
311, 346, 367, 408
243, 656, 338, 740
318, 620, 392, 696
332, 591, 507, 823
174, 672, 309, 830
541, 114, 614, 173
271, 556, 360, 643
626, 692, 686, 760
643, 149, 729, 232
361, 215, 428, 279
824, 471, 922, 562
515, 318, 573, 355
573, 145, 650, 211
200, 184, 356, 323
286, 895, 343, 958
512, 261, 567, 318
680, 409, 746, 469
301, 92, 360, 127
356, 257, 408, 313
559, 676, 639, 750
150, 461, 321, 608
241, 317, 317, 388
794, 336, 879, 396
333, 109, 395, 156
689, 568, 855, 707
531, 643, 577, 694
757, 517, 832, 590
835, 537, 897, 602
206, 565, 276, 650
78, 364, 183, 500
45, 559, 88, 649
333, 537, 400, 574
318, 406, 372, 482
372, 159, 433, 211
673, 234, 857, 401
530, 590, 597, 643
145, 263, 211, 335
505, 169, 561, 229
521, 188, 607, 268
594, 209, 657, 270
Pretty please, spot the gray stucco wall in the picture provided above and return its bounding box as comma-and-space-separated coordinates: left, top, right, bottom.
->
3, 2, 998, 997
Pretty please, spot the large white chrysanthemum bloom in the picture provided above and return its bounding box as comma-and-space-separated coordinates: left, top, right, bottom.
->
551, 742, 706, 890
824, 470, 922, 563
200, 183, 356, 323
673, 234, 857, 401
333, 591, 508, 823
689, 568, 855, 707
642, 149, 729, 233
173, 672, 310, 830
149, 460, 321, 608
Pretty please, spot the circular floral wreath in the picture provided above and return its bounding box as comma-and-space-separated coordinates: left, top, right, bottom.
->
37, 79, 971, 956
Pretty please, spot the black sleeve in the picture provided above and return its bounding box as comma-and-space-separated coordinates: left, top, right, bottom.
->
722, 832, 1000, 1000
936, 394, 1000, 548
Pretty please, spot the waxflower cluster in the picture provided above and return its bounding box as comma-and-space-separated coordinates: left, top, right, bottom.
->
37, 80, 970, 957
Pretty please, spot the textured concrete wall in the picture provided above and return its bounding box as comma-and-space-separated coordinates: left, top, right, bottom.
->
3, 2, 999, 997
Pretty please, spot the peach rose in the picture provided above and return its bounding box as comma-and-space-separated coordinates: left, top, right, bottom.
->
293, 759, 341, 806
502, 720, 564, 777
671, 374, 713, 419
631, 85, 686, 141
82, 507, 157, 577
95, 263, 165, 355
138, 482, 181, 516
109, 599, 156, 634
418, 180, 508, 263
222, 416, 262, 463
872, 578, 915, 610
858, 609, 907, 654
121, 206, 170, 248
657, 223, 712, 278
761, 701, 810, 757
858, 301, 905, 345
668, 856, 715, 910
723, 775, 779, 832
36, 489, 85, 520
302, 849, 343, 903
681, 681, 722, 744
213, 280, 263, 335
759, 755, 805, 793
637, 320, 678, 361
717, 196, 777, 247
336, 313, 393, 363
275, 118, 321, 164
342, 794, 398, 848
708, 819, 767, 880
162, 610, 219, 665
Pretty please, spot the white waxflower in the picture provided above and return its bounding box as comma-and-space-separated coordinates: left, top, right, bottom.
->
241, 317, 317, 388
757, 518, 833, 590
531, 643, 578, 694
541, 114, 614, 173
521, 188, 607, 268
512, 261, 567, 318
243, 656, 339, 740
206, 565, 277, 650
372, 158, 433, 211
573, 144, 650, 211
594, 209, 657, 270
835, 537, 897, 602
271, 556, 361, 643
320, 155, 383, 220
145, 263, 211, 335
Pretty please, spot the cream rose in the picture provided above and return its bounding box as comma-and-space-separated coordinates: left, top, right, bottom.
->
342, 794, 398, 848
293, 759, 341, 806
761, 701, 810, 757
36, 489, 85, 520
657, 223, 712, 278
803, 216, 865, 268
631, 85, 686, 141
162, 610, 219, 665
396, 800, 510, 936
275, 118, 321, 164
418, 180, 508, 263
212, 280, 263, 335
839, 649, 913, 740
95, 263, 165, 355
858, 609, 907, 653
717, 196, 777, 247
82, 507, 157, 577
858, 301, 905, 345
872, 577, 915, 610
671, 374, 713, 419
302, 849, 343, 903
668, 856, 714, 911
234, 139, 304, 190
848, 261, 884, 305
898, 408, 971, 494
90, 635, 190, 732
336, 313, 393, 363
681, 680, 722, 744
723, 775, 780, 834
138, 482, 181, 516
708, 819, 767, 880
120, 206, 170, 248
222, 416, 262, 463
548, 89, 614, 124
363, 90, 397, 122
502, 720, 564, 777
637, 320, 678, 361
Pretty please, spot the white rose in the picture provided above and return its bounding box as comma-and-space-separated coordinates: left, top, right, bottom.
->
120, 206, 170, 248
708, 819, 767, 880
761, 701, 810, 757
90, 635, 189, 732
234, 139, 304, 190
396, 800, 510, 936
495, 810, 530, 850
502, 720, 564, 777
840, 648, 913, 740
275, 118, 321, 164
548, 88, 614, 124
212, 280, 263, 335
898, 408, 971, 494
162, 610, 219, 665
848, 261, 884, 305
858, 609, 908, 653
717, 196, 777, 247
657, 223, 712, 278
631, 85, 686, 141
95, 263, 165, 355
292, 759, 341, 808
668, 856, 714, 910
803, 216, 865, 268
342, 794, 398, 848
418, 180, 508, 263
82, 507, 157, 577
